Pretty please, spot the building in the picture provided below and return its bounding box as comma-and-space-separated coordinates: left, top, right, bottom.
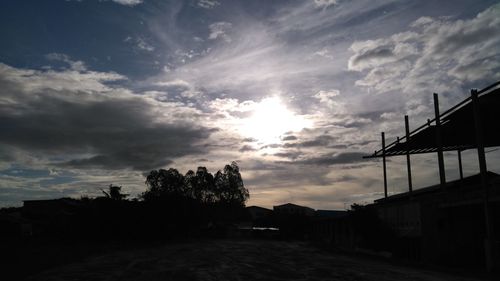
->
374, 172, 500, 265
246, 206, 273, 221
363, 81, 500, 270
0, 210, 32, 237
22, 198, 87, 236
273, 203, 315, 216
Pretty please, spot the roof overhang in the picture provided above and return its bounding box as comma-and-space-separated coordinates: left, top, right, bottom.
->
364, 81, 500, 158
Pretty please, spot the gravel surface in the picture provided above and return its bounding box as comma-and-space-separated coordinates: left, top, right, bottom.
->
26, 240, 485, 281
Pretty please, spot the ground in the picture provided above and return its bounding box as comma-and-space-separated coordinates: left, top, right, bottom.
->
25, 240, 485, 281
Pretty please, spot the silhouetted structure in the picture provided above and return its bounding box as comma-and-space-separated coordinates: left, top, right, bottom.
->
246, 205, 273, 221
273, 203, 315, 216
0, 208, 32, 237
315, 210, 347, 219
375, 172, 500, 266
364, 81, 500, 271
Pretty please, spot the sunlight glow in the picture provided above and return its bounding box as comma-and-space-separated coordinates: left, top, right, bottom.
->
240, 97, 311, 144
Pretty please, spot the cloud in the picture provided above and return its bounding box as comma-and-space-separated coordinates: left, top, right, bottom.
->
242, 137, 258, 142
284, 135, 336, 148
314, 47, 333, 59
314, 89, 344, 111
153, 20, 347, 109
45, 53, 87, 71
111, 0, 143, 6
0, 62, 125, 94
244, 160, 333, 188
197, 0, 220, 9
273, 151, 302, 160
136, 38, 155, 51
0, 62, 216, 171
208, 22, 233, 42
348, 37, 418, 72
239, 145, 257, 153
314, 0, 337, 8
155, 79, 191, 88
410, 16, 434, 28
329, 116, 373, 129
124, 36, 155, 52
154, 79, 202, 99
292, 152, 369, 166
349, 3, 500, 99
281, 135, 297, 141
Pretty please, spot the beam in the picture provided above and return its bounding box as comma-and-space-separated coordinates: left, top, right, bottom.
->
433, 93, 446, 188
382, 132, 388, 198
458, 150, 464, 180
362, 145, 476, 159
405, 115, 413, 194
471, 89, 494, 271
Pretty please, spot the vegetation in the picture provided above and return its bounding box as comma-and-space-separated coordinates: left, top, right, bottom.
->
0, 162, 249, 242
101, 184, 129, 201
142, 161, 249, 206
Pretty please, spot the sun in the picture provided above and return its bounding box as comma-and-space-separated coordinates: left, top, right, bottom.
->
240, 97, 311, 144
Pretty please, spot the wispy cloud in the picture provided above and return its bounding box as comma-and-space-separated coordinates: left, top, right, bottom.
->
208, 22, 233, 42
313, 0, 338, 9
197, 0, 220, 9
111, 0, 143, 6
124, 36, 155, 52
45, 53, 87, 71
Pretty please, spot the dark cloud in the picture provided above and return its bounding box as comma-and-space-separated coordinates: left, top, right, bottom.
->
279, 152, 368, 166
239, 145, 256, 152
242, 137, 258, 142
349, 46, 394, 68
1, 99, 214, 170
284, 135, 336, 148
329, 144, 348, 149
0, 66, 216, 171
281, 135, 297, 141
260, 144, 281, 149
301, 135, 336, 147
244, 163, 333, 187
273, 151, 301, 160
329, 116, 373, 129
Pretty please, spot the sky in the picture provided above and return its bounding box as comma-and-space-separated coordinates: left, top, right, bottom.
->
1, 0, 500, 209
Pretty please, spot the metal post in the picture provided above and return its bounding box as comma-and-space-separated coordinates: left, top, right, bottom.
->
458, 150, 463, 180
434, 93, 446, 187
405, 115, 413, 194
471, 89, 493, 272
382, 132, 388, 198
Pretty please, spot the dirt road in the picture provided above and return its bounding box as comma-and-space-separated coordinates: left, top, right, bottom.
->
26, 240, 484, 281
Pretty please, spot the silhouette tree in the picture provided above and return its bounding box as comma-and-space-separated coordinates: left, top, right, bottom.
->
101, 184, 128, 200
184, 169, 197, 198
142, 168, 185, 200
142, 162, 249, 206
194, 167, 216, 203
215, 162, 249, 206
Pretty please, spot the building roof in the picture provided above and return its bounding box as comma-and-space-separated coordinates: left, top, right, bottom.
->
365, 81, 500, 158
374, 171, 500, 204
246, 206, 273, 212
273, 203, 314, 210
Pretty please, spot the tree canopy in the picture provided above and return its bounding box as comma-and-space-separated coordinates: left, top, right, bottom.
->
142, 162, 249, 206
101, 184, 128, 200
